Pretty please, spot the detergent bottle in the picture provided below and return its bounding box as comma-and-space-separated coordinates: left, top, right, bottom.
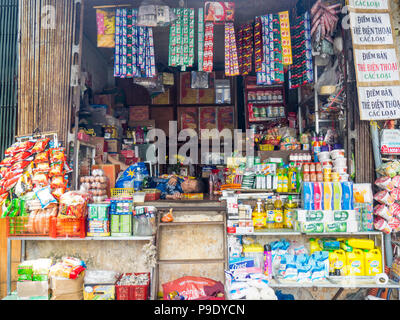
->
309, 238, 322, 254
274, 196, 284, 229
346, 249, 365, 276
345, 238, 375, 250
252, 199, 267, 229
329, 249, 347, 276
364, 248, 383, 276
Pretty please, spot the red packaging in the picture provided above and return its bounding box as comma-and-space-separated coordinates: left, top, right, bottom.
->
34, 162, 51, 173
32, 172, 49, 187
51, 176, 66, 189
13, 151, 32, 163
390, 203, 400, 218
391, 188, 400, 201
34, 151, 50, 164
31, 138, 50, 154
4, 169, 23, 181
52, 188, 66, 201
204, 2, 235, 23
1, 175, 22, 191
162, 276, 219, 300
4, 143, 20, 156
49, 148, 66, 163
0, 157, 15, 167
374, 204, 392, 221
374, 190, 395, 206
15, 141, 35, 154
49, 163, 64, 177
10, 160, 31, 171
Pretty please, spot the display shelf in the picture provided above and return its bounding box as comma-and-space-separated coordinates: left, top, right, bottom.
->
159, 221, 224, 226
248, 100, 284, 105
268, 277, 400, 289
224, 189, 300, 195
249, 117, 286, 122
229, 231, 382, 237
7, 236, 154, 241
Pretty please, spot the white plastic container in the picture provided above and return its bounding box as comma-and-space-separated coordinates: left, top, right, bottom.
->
339, 174, 349, 182
133, 192, 146, 203
333, 158, 347, 167
333, 166, 348, 174
318, 151, 330, 162
330, 149, 345, 160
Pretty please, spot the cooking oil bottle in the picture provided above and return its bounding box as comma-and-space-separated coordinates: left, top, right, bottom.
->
364, 248, 383, 276
282, 168, 289, 193
274, 195, 284, 229
252, 198, 267, 229
283, 195, 297, 229
265, 196, 275, 229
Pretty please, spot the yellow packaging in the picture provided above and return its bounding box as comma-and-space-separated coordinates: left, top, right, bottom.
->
346, 249, 365, 276
345, 238, 375, 250
309, 238, 322, 254
365, 249, 383, 276
323, 182, 333, 210
329, 249, 348, 276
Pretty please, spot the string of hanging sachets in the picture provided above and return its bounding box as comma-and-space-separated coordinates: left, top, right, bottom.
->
114, 8, 156, 79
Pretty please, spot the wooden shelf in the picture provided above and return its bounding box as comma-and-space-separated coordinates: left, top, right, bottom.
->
159, 221, 224, 226
158, 258, 225, 265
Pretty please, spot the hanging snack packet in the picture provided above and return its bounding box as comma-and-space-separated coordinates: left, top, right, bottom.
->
11, 160, 31, 172
375, 176, 395, 192
0, 157, 15, 167
374, 190, 395, 206
15, 141, 35, 154
35, 186, 57, 209
374, 204, 392, 221
32, 172, 49, 188
1, 174, 22, 191
389, 203, 400, 218
13, 151, 32, 163
49, 163, 64, 178
5, 143, 20, 156
51, 176, 66, 189
50, 148, 66, 163
34, 151, 49, 164
34, 162, 51, 174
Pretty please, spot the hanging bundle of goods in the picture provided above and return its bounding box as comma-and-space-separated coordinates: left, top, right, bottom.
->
168, 8, 195, 71
114, 8, 156, 79
289, 12, 313, 89
310, 0, 341, 46
237, 23, 253, 75
224, 22, 240, 76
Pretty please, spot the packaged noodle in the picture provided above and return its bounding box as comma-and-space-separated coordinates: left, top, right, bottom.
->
34, 151, 49, 164
49, 148, 66, 164
31, 138, 50, 154
374, 190, 395, 206
49, 163, 64, 178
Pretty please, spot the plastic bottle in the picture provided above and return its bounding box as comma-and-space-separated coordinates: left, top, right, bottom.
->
289, 165, 298, 193
274, 196, 284, 229
329, 249, 347, 276
277, 172, 283, 193
282, 169, 289, 193
309, 238, 322, 254
346, 249, 365, 276
284, 196, 297, 229
264, 244, 273, 279
345, 238, 375, 250
266, 197, 275, 229
364, 248, 383, 276
252, 199, 267, 229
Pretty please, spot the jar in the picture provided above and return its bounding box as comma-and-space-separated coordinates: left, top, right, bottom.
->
309, 163, 316, 173
315, 162, 322, 172
303, 162, 310, 173
310, 172, 317, 182
317, 171, 323, 182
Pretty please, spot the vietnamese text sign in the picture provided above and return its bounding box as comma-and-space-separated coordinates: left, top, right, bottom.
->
348, 0, 389, 10
354, 48, 399, 83
380, 129, 400, 154
350, 12, 393, 45
358, 86, 400, 120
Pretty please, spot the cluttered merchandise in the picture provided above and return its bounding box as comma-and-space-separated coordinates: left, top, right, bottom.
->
2, 0, 400, 301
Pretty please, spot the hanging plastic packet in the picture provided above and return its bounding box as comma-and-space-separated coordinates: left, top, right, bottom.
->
96, 8, 116, 48
203, 22, 214, 73
161, 208, 174, 223
31, 138, 50, 154
198, 8, 205, 71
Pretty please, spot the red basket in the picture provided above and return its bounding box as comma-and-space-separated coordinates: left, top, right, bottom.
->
115, 273, 150, 300
49, 216, 86, 238
6, 216, 51, 237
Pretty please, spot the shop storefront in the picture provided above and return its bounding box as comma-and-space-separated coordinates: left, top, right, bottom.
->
2, 0, 400, 301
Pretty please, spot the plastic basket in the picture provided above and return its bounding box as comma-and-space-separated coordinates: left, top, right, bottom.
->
111, 188, 134, 199
115, 273, 150, 300
49, 217, 86, 238
6, 216, 51, 237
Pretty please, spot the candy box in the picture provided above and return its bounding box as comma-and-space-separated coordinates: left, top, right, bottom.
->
84, 284, 115, 300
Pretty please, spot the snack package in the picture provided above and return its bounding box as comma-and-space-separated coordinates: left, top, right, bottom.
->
52, 188, 66, 201
0, 157, 15, 167
161, 208, 174, 223
35, 186, 57, 209
374, 190, 395, 206
49, 148, 66, 164
34, 151, 50, 164
34, 162, 51, 173
353, 184, 373, 203
49, 163, 64, 177
15, 141, 35, 154
13, 151, 32, 163
11, 160, 31, 172
32, 172, 49, 188
31, 138, 50, 154
375, 176, 395, 192
390, 203, 400, 218
58, 191, 90, 219
51, 176, 66, 189
5, 143, 20, 156
374, 204, 392, 221
391, 188, 400, 201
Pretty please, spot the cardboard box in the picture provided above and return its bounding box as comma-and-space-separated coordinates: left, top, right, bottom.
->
92, 164, 121, 189
17, 281, 49, 299
129, 106, 150, 122
83, 284, 115, 300
50, 274, 84, 295
296, 210, 357, 223
51, 292, 84, 300
90, 136, 106, 157
106, 139, 121, 154
94, 94, 116, 115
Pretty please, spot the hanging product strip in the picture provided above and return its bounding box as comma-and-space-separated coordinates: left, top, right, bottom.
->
203, 22, 214, 73
114, 8, 156, 79
198, 8, 205, 71
224, 22, 239, 77
279, 11, 293, 66
237, 23, 253, 75
168, 8, 195, 71
289, 12, 313, 89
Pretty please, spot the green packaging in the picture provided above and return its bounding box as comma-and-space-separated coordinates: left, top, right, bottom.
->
32, 274, 48, 282
325, 222, 347, 233
18, 274, 33, 282
301, 222, 324, 233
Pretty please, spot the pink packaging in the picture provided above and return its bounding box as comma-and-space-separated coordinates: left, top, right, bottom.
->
374, 190, 395, 206
374, 204, 392, 221
388, 216, 400, 231
374, 217, 392, 234
313, 182, 323, 210
391, 188, 400, 201
390, 202, 400, 218
393, 176, 400, 188
375, 176, 395, 192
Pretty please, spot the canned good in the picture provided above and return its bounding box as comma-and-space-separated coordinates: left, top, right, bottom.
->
280, 107, 286, 117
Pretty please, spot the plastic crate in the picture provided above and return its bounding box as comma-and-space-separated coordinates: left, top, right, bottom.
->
111, 188, 134, 199
143, 189, 161, 201
49, 217, 86, 238
6, 216, 51, 237
115, 273, 150, 300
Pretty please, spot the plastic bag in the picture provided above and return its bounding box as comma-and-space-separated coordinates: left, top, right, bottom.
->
35, 186, 57, 209
162, 276, 219, 300
31, 138, 50, 154
315, 59, 339, 93
96, 9, 115, 48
